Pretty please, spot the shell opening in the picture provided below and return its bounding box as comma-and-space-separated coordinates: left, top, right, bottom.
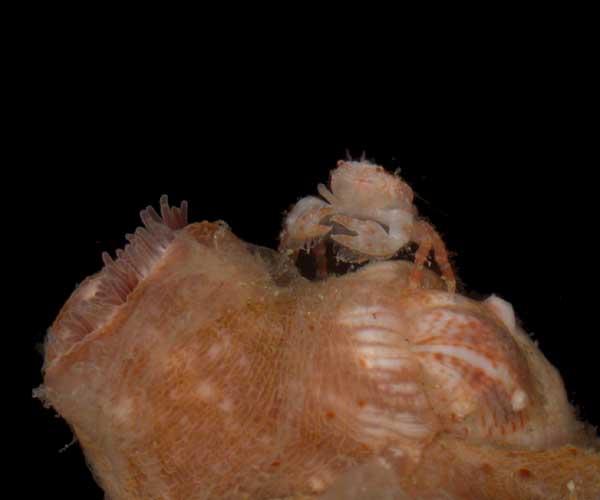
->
45, 195, 188, 364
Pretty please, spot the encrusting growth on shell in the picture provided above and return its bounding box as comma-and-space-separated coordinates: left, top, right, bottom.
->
36, 161, 599, 499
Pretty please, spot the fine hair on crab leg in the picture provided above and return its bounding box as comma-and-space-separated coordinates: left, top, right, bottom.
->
409, 228, 433, 290
430, 226, 455, 293
410, 220, 456, 293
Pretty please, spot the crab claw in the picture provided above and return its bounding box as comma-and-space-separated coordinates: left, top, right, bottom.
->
280, 196, 333, 252
330, 215, 400, 259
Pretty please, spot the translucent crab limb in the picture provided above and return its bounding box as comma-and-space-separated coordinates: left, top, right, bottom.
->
329, 214, 402, 259
410, 220, 456, 293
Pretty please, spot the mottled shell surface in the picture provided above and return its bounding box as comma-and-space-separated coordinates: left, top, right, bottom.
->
37, 199, 600, 500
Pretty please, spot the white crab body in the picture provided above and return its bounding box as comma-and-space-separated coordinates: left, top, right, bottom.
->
280, 160, 456, 291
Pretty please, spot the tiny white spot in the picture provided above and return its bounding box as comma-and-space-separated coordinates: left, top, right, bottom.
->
196, 380, 215, 400
218, 398, 233, 413
450, 398, 474, 418
207, 343, 223, 360
308, 476, 325, 492
511, 389, 528, 412
567, 480, 575, 492
112, 397, 133, 423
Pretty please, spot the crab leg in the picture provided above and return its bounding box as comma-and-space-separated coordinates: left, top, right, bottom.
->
409, 228, 433, 290
431, 228, 455, 293
411, 220, 456, 292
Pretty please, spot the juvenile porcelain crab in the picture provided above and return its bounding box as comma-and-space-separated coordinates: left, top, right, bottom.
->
279, 160, 456, 292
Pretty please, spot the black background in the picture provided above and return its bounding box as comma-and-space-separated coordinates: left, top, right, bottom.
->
27, 62, 597, 498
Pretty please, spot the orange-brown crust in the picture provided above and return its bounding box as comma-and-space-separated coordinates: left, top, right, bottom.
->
37, 199, 599, 499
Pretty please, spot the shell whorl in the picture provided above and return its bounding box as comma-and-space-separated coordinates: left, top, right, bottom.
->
407, 297, 534, 443
339, 304, 438, 447
334, 284, 536, 454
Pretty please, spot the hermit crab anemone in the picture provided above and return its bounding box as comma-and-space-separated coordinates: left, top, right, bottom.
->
36, 160, 600, 500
